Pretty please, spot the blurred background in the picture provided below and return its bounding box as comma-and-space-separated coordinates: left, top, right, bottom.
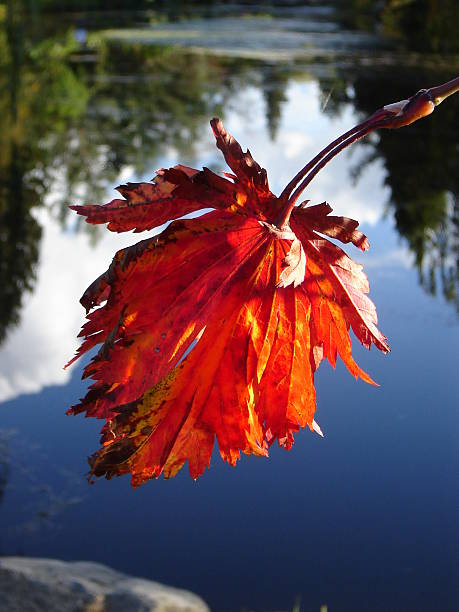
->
0, 1, 458, 610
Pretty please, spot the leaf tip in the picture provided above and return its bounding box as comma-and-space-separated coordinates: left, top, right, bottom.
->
210, 116, 223, 134
312, 419, 324, 437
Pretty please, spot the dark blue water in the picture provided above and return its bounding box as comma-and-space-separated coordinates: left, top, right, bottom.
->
1, 215, 458, 611
1, 6, 458, 611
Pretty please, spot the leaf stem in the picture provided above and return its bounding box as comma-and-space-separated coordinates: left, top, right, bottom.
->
276, 75, 459, 229
276, 117, 386, 228
278, 110, 386, 205
429, 75, 459, 106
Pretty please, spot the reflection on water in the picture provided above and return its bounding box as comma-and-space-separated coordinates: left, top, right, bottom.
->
0, 427, 84, 540
317, 67, 459, 312
0, 3, 458, 610
0, 2, 86, 344
0, 2, 458, 348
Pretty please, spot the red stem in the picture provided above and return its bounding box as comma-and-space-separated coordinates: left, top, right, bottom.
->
276, 118, 386, 228
278, 109, 387, 205
275, 76, 459, 229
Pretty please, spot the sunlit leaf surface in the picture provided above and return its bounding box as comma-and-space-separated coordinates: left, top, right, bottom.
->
69, 118, 389, 485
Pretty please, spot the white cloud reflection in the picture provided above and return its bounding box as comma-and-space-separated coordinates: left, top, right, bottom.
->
0, 79, 395, 403
0, 209, 133, 402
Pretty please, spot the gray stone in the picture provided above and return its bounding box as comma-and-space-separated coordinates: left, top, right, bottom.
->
0, 557, 209, 612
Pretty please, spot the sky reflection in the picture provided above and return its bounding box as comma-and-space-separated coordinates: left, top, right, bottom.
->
1, 236, 458, 610
0, 7, 458, 610
0, 80, 391, 403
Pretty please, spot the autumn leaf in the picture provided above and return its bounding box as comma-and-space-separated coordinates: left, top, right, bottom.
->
67, 77, 458, 486
67, 120, 387, 485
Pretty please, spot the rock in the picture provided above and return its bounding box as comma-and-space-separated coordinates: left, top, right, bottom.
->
0, 557, 210, 612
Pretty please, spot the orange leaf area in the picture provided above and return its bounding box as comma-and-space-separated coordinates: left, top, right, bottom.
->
68, 118, 389, 486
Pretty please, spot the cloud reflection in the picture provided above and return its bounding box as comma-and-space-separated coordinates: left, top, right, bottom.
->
0, 81, 389, 403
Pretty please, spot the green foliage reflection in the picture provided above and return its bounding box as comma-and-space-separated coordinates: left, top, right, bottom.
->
0, 6, 266, 344
318, 68, 459, 311
0, 2, 458, 348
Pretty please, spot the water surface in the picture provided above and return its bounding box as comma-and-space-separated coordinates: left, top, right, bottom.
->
0, 5, 458, 611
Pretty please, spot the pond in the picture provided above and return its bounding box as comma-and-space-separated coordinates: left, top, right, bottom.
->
0, 3, 458, 611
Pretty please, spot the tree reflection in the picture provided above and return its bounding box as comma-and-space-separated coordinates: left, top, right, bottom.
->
260, 64, 289, 141
319, 68, 459, 311
381, 0, 459, 54
336, 0, 459, 54
1, 2, 458, 348
55, 42, 261, 226
0, 5, 265, 344
1, 3, 41, 345
0, 1, 89, 343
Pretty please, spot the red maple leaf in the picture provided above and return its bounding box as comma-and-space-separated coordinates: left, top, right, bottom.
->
67, 79, 458, 485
